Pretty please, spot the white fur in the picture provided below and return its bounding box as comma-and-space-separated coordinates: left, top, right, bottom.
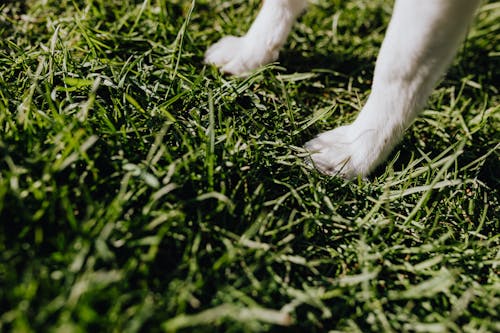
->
205, 0, 480, 178
205, 0, 307, 74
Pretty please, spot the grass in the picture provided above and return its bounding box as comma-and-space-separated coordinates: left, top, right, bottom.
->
0, 0, 499, 332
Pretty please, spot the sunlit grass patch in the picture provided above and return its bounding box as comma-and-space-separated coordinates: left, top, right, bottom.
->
0, 0, 498, 332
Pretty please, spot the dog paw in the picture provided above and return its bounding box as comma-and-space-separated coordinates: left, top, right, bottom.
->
204, 35, 278, 75
305, 125, 380, 179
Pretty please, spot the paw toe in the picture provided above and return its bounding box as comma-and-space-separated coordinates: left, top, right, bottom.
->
204, 36, 241, 67
304, 127, 361, 179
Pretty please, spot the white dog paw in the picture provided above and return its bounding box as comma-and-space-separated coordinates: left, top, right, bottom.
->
204, 35, 278, 75
305, 125, 380, 179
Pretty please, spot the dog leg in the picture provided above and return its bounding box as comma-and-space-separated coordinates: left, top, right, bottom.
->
205, 0, 308, 75
306, 0, 480, 178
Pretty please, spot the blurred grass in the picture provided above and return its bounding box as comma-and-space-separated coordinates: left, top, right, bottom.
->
0, 0, 499, 332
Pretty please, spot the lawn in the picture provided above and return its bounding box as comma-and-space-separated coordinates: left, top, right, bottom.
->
0, 0, 499, 332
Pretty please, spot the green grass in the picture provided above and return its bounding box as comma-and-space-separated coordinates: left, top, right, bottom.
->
1, 0, 499, 332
